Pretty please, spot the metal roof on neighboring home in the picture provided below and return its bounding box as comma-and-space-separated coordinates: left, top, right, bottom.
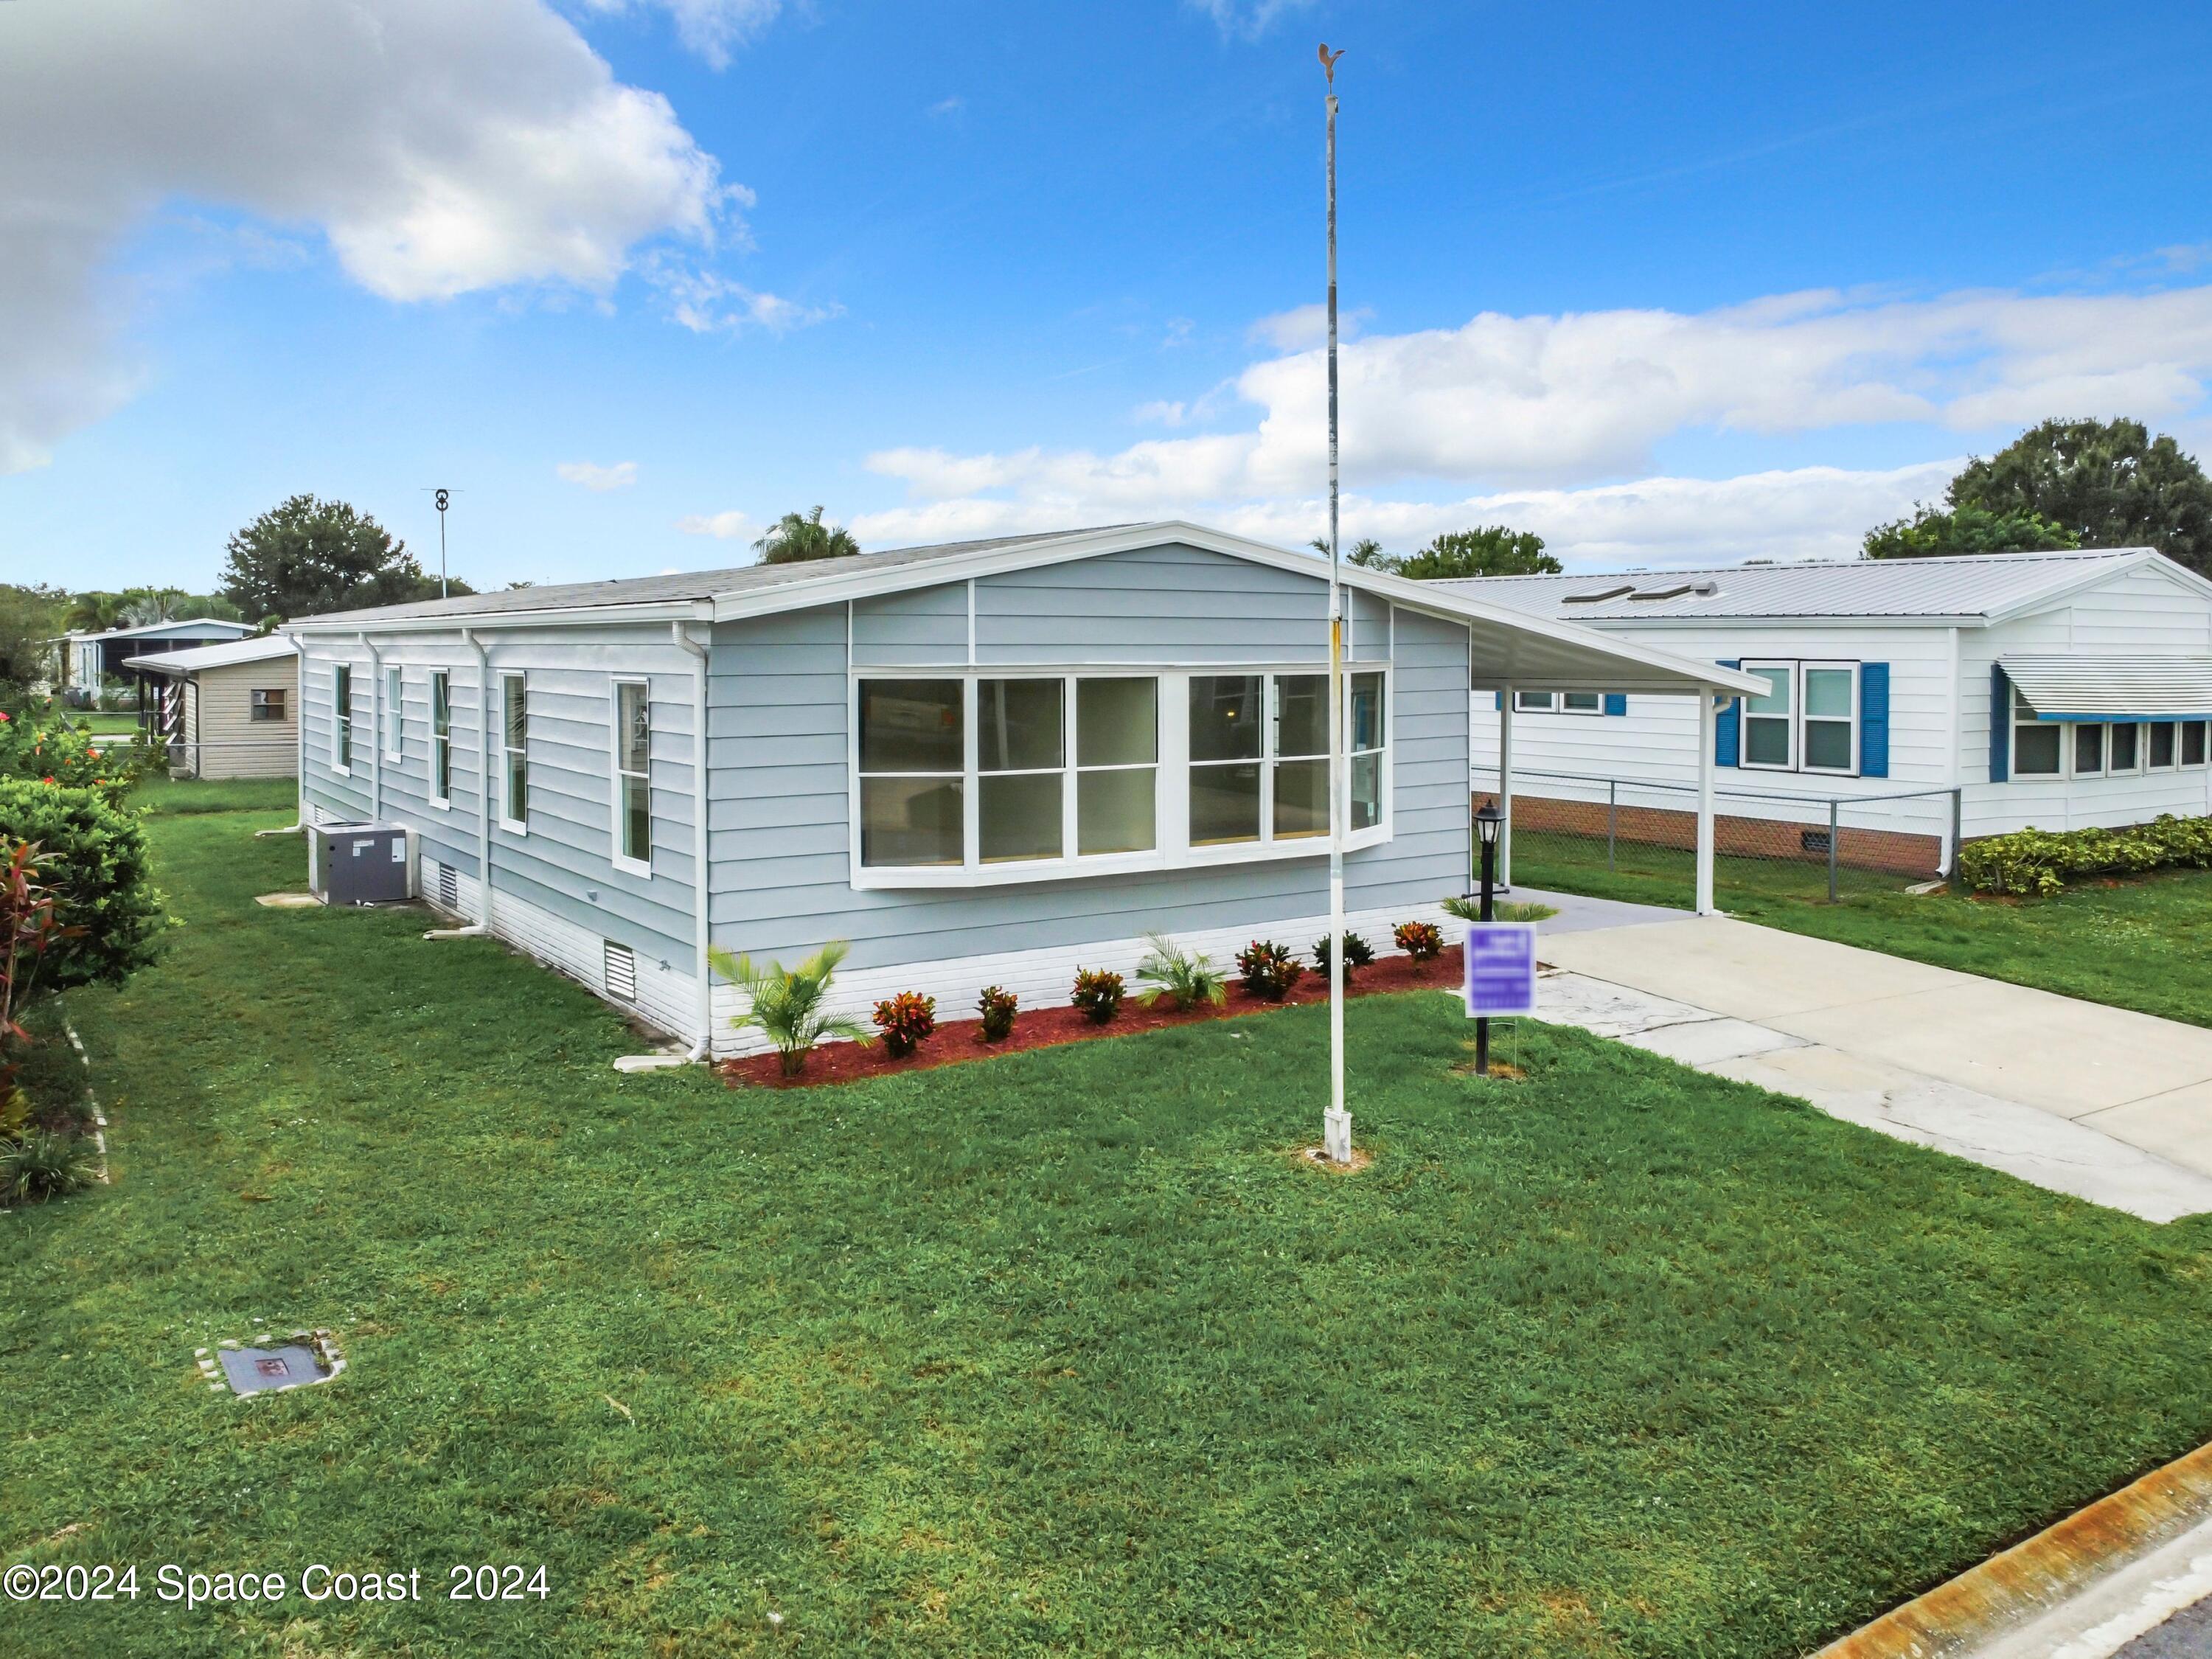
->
67, 616, 257, 644
122, 634, 296, 675
2002, 655, 2212, 719
1431, 549, 2183, 624
288, 529, 1124, 625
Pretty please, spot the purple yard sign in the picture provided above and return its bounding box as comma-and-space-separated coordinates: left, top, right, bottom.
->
1462, 922, 1538, 1018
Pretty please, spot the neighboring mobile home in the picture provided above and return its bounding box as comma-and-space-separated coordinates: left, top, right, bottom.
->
1446, 549, 2212, 874
61, 617, 256, 700
123, 634, 299, 780
285, 523, 1759, 1054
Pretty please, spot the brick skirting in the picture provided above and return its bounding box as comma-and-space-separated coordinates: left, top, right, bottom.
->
1482, 793, 1944, 879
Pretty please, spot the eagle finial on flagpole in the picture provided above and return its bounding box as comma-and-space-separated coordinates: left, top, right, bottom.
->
1318, 43, 1343, 84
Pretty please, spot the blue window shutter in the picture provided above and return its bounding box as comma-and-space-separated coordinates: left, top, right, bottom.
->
1989, 664, 2009, 783
1604, 693, 1627, 716
1714, 660, 1740, 767
1860, 663, 1890, 778
1493, 691, 1502, 712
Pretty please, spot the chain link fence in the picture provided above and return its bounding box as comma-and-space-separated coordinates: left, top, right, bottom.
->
1474, 766, 1962, 911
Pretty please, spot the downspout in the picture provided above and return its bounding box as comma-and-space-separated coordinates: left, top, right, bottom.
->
254, 630, 308, 837
362, 633, 383, 822
673, 621, 713, 1062
428, 627, 493, 938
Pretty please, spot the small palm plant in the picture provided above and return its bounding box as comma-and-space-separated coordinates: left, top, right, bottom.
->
710, 940, 872, 1077
1133, 933, 1228, 1012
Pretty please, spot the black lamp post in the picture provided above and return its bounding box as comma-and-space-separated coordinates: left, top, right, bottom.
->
1473, 801, 1503, 1077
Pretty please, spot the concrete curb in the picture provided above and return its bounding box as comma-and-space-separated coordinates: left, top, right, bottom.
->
1812, 1439, 2212, 1658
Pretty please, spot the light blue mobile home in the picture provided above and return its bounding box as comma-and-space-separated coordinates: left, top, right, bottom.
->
287, 524, 1753, 1054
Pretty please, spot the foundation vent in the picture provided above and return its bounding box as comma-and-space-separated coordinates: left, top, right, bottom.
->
603, 940, 638, 1003
437, 863, 459, 913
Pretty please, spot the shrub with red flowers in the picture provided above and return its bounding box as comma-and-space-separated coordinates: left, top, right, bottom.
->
1234, 939, 1303, 1002
0, 703, 148, 801
872, 990, 938, 1059
1393, 920, 1444, 969
975, 984, 1018, 1043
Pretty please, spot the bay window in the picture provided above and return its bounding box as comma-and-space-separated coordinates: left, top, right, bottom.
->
855, 666, 1385, 882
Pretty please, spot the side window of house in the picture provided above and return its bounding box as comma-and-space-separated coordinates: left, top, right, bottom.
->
1741, 663, 1793, 768
615, 681, 652, 869
429, 672, 453, 804
1741, 660, 1859, 774
249, 689, 285, 723
383, 665, 403, 760
2011, 689, 2062, 776
1076, 678, 1158, 855
858, 679, 964, 867
501, 672, 529, 828
2186, 720, 2211, 768
1349, 671, 1385, 831
333, 663, 352, 771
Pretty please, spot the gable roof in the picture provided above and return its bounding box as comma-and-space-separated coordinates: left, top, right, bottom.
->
285, 521, 1764, 698
1429, 549, 2200, 625
69, 616, 257, 644
123, 634, 296, 675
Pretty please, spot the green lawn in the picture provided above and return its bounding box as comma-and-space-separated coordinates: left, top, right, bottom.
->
72, 711, 145, 736
7, 795, 2212, 1657
1515, 828, 2212, 1030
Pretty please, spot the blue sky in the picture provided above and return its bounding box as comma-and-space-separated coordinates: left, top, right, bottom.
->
5, 0, 2211, 594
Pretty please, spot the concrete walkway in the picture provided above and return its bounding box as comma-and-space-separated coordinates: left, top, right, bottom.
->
1533, 915, 2212, 1223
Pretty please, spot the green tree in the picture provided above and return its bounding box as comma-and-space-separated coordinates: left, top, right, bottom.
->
754, 506, 861, 565
1919, 418, 2212, 573
61, 593, 125, 636
219, 495, 473, 622
1863, 503, 2081, 560
0, 587, 66, 695
1394, 526, 1561, 580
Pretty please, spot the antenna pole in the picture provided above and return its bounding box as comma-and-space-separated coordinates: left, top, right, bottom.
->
1321, 47, 1350, 1166
434, 487, 450, 598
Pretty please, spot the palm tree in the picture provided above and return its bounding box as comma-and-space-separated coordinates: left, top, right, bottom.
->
62, 593, 125, 635
754, 507, 862, 566
1309, 535, 1391, 570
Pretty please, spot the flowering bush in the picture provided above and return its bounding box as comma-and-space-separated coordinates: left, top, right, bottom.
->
872, 990, 938, 1058
976, 984, 1018, 1043
1234, 939, 1303, 1002
0, 706, 148, 801
1071, 967, 1124, 1024
1394, 920, 1444, 967
1311, 932, 1376, 978
1, 841, 77, 1104
1958, 814, 2212, 897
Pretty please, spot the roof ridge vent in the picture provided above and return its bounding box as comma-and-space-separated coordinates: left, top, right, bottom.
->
1563, 583, 1635, 603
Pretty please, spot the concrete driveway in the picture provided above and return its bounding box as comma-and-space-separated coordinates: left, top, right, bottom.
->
1531, 914, 2212, 1222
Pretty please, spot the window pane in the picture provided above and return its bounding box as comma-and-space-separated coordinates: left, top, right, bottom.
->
618, 684, 650, 773
1747, 667, 1791, 713
1077, 678, 1157, 766
1190, 762, 1261, 844
1273, 757, 1328, 838
859, 680, 962, 773
1803, 667, 1852, 718
435, 736, 451, 799
2074, 723, 2104, 774
507, 752, 528, 821
2110, 721, 2140, 771
1351, 751, 1382, 831
979, 772, 1063, 861
623, 774, 650, 863
1190, 676, 1263, 762
2187, 721, 2208, 766
2151, 722, 2177, 768
978, 678, 1063, 773
861, 776, 962, 866
504, 678, 526, 748
1514, 691, 1554, 712
1804, 719, 1852, 771
1078, 768, 1155, 854
2015, 722, 2062, 775
431, 675, 449, 737
1562, 692, 1601, 713
1277, 675, 1327, 758
1350, 672, 1384, 751
1745, 715, 1790, 767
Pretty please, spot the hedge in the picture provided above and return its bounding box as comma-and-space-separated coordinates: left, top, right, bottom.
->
1958, 813, 2212, 898
0, 779, 167, 992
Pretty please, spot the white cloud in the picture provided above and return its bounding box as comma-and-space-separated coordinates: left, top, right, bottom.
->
573, 0, 785, 70
675, 509, 755, 540
1248, 303, 1365, 351
1134, 400, 1190, 427
928, 96, 965, 119
650, 262, 841, 334
557, 459, 639, 490
1186, 0, 1318, 39
0, 0, 737, 473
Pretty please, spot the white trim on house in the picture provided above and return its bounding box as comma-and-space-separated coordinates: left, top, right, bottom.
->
610, 676, 653, 879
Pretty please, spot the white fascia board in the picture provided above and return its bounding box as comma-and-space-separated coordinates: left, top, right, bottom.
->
283, 600, 714, 638
1557, 613, 1986, 630
1983, 549, 2212, 624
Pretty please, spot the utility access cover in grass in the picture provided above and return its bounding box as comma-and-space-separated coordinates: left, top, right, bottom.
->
197, 1331, 345, 1397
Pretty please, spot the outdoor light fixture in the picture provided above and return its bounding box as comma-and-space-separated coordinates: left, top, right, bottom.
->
1474, 801, 1503, 847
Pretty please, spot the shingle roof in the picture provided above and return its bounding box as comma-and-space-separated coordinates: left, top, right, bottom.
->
1431, 549, 2169, 622
291, 529, 1133, 625
123, 635, 296, 674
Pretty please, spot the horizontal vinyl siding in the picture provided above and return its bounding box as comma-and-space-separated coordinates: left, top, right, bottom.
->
704, 590, 1470, 973
973, 544, 1332, 664
181, 659, 297, 779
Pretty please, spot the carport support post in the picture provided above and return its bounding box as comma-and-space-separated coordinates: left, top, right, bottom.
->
1497, 685, 1514, 888
1695, 685, 1717, 915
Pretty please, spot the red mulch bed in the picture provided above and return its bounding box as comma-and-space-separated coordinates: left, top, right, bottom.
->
721, 945, 1466, 1088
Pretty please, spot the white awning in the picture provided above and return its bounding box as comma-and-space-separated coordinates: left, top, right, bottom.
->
2002, 655, 2212, 721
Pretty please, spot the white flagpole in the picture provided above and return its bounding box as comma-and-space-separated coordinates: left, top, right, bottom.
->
1321, 46, 1351, 1166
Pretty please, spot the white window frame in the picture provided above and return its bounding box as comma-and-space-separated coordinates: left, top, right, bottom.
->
611, 678, 653, 877
2106, 719, 2146, 778
248, 688, 286, 724
331, 662, 353, 776
2147, 719, 2180, 773
1512, 690, 1603, 715
2071, 720, 2107, 779
428, 671, 453, 810
1738, 659, 1796, 773
382, 664, 403, 762
848, 662, 1390, 890
2183, 719, 2211, 771
1798, 660, 1860, 778
499, 671, 529, 835
2008, 688, 2065, 779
